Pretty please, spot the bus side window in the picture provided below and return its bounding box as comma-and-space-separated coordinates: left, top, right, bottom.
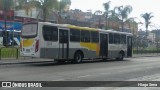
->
81, 30, 90, 42
109, 33, 113, 44
70, 29, 80, 42
43, 25, 58, 41
91, 31, 99, 43
114, 34, 120, 44
120, 35, 126, 44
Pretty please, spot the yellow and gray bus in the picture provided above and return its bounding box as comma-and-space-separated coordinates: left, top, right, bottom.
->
20, 22, 132, 63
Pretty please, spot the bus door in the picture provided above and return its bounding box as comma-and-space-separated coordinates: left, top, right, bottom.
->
100, 33, 108, 57
59, 29, 69, 59
127, 36, 132, 57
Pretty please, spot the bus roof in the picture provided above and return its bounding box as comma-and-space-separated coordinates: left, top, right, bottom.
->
67, 25, 98, 31
37, 22, 132, 35
99, 29, 133, 35
38, 22, 98, 31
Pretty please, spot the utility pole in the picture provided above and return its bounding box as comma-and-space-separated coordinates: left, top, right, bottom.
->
3, 0, 8, 46
94, 10, 103, 29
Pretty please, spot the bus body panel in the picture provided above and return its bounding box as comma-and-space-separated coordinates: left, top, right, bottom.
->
21, 22, 133, 60
21, 23, 40, 57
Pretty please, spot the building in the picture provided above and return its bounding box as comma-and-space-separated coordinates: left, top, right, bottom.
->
69, 9, 92, 22
147, 32, 156, 43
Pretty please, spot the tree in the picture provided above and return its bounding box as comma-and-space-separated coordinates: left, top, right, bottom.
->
94, 10, 103, 29
0, 0, 14, 46
0, 0, 14, 11
16, 0, 59, 22
33, 0, 59, 22
58, 0, 71, 23
15, 0, 34, 16
59, 0, 71, 12
141, 12, 154, 37
103, 1, 111, 29
115, 5, 132, 32
108, 8, 119, 30
17, 0, 71, 23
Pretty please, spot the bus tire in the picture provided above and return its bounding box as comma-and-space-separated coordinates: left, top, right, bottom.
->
73, 51, 83, 64
116, 52, 124, 61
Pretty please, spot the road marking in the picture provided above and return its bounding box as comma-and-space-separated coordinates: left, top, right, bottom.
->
2, 87, 13, 90
77, 75, 91, 78
79, 73, 160, 90
52, 78, 66, 81
127, 73, 160, 81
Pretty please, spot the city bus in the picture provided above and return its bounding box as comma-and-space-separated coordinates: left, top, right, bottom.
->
21, 22, 132, 63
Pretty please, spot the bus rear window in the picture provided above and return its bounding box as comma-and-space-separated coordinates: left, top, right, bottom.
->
22, 24, 37, 38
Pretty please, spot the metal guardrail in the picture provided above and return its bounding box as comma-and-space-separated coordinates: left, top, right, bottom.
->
133, 49, 160, 54
0, 47, 160, 60
0, 47, 19, 60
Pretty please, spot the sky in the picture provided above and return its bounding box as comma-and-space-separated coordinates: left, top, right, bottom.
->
70, 0, 160, 30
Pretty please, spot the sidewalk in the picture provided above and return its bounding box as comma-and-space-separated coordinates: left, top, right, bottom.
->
0, 54, 160, 65
0, 57, 54, 65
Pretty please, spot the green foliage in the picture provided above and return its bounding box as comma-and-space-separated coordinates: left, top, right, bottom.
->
0, 0, 14, 11
141, 12, 154, 31
59, 0, 71, 12
115, 5, 132, 21
17, 0, 71, 22
0, 48, 19, 59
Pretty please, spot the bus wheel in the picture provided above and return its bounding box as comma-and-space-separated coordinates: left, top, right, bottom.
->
116, 52, 124, 61
73, 52, 83, 64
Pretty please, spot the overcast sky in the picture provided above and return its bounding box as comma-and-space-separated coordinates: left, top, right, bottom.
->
70, 0, 160, 30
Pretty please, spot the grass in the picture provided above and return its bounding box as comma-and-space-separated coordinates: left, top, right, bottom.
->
0, 47, 160, 59
133, 48, 160, 54
0, 47, 19, 59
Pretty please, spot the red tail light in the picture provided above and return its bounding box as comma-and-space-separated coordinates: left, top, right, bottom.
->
35, 40, 39, 53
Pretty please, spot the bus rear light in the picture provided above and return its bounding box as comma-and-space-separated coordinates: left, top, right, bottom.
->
35, 40, 39, 53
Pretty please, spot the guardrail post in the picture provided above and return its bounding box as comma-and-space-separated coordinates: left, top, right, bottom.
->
0, 48, 1, 60
16, 48, 19, 59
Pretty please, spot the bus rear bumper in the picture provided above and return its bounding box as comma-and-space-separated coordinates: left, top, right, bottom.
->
20, 53, 39, 58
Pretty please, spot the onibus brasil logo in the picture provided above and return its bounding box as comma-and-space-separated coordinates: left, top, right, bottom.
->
2, 82, 42, 88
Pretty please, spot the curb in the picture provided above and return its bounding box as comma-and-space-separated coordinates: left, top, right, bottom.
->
0, 55, 160, 65
132, 55, 160, 58
0, 61, 55, 65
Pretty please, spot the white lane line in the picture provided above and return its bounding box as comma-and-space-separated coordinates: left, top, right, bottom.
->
51, 78, 66, 81
127, 73, 160, 81
77, 75, 91, 78
51, 66, 159, 81
79, 73, 160, 90
2, 87, 13, 90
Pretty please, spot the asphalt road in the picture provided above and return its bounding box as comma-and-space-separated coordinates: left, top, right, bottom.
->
0, 57, 160, 90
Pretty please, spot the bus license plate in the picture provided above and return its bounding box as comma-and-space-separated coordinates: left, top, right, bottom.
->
26, 49, 30, 52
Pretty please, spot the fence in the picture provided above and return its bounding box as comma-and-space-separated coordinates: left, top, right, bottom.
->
1, 37, 160, 60
133, 49, 160, 54
133, 37, 160, 55
0, 47, 19, 59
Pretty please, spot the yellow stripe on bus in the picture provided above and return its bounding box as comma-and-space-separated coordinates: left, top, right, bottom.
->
68, 25, 98, 31
80, 42, 100, 55
23, 39, 34, 47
